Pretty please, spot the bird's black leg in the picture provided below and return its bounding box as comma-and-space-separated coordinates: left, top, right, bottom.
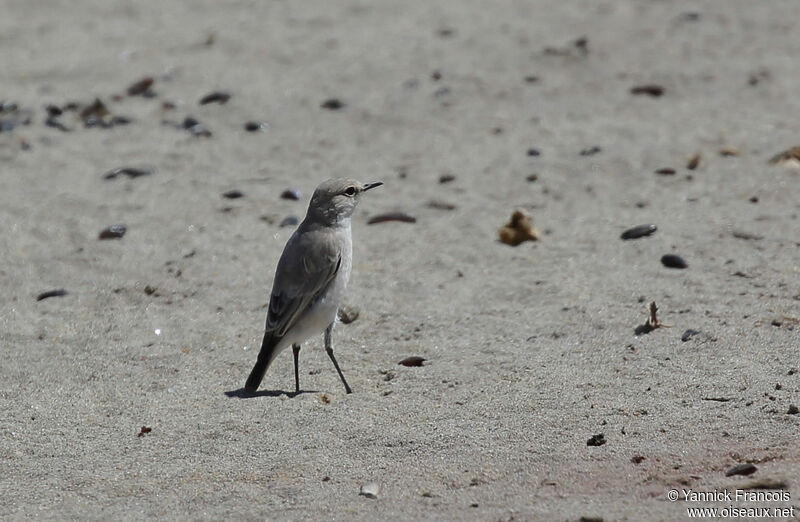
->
292, 343, 301, 395
325, 322, 352, 394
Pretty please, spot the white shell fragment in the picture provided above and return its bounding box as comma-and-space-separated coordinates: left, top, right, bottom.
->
359, 482, 380, 499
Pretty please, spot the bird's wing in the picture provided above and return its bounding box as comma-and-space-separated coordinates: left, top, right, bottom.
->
264, 227, 342, 337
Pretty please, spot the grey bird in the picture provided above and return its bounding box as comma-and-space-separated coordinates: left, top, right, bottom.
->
245, 178, 382, 394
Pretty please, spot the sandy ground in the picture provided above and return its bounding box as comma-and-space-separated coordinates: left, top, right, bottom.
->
1, 1, 799, 520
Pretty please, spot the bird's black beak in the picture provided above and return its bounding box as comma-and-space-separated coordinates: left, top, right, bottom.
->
362, 182, 383, 192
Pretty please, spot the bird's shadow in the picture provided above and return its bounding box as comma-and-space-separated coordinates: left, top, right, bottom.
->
224, 388, 319, 399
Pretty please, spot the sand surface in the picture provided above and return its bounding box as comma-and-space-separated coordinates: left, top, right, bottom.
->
1, 1, 799, 520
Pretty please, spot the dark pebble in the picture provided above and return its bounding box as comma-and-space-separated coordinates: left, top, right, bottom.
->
222, 189, 244, 199
587, 433, 606, 446
681, 329, 701, 342
199, 91, 231, 105
110, 115, 133, 126
655, 168, 676, 175
579, 146, 602, 156
79, 98, 109, 122
630, 84, 665, 97
37, 289, 68, 301
526, 173, 538, 182
127, 77, 155, 96
279, 215, 299, 228
686, 153, 701, 170
98, 224, 127, 239
0, 100, 19, 112
182, 116, 200, 129
280, 189, 302, 201
661, 254, 688, 269
398, 356, 426, 367
103, 166, 154, 180
321, 99, 345, 110
788, 405, 799, 415
244, 121, 268, 132
427, 200, 457, 210
187, 123, 212, 137
367, 212, 417, 225
620, 224, 657, 240
45, 116, 70, 132
45, 104, 63, 117
526, 148, 541, 157
439, 173, 455, 183
725, 463, 757, 477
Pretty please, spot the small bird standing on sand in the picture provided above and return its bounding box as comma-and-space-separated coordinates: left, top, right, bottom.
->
245, 178, 382, 395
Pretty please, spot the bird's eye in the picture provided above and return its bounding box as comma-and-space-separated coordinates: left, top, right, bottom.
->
343, 186, 357, 197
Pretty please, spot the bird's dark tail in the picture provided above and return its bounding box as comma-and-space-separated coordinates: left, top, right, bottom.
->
244, 331, 280, 392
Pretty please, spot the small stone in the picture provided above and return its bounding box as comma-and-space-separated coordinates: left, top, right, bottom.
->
279, 216, 299, 228
398, 356, 426, 367
426, 200, 456, 210
199, 91, 231, 105
587, 433, 606, 446
768, 146, 800, 166
620, 224, 657, 240
280, 189, 302, 201
222, 189, 244, 199
321, 99, 345, 110
244, 121, 268, 132
725, 463, 757, 477
144, 285, 157, 295
337, 305, 360, 324
526, 173, 538, 182
631, 455, 646, 464
526, 147, 541, 157
103, 166, 154, 180
359, 482, 380, 499
579, 146, 601, 156
681, 329, 701, 342
630, 84, 664, 97
98, 224, 127, 239
439, 173, 455, 183
661, 254, 688, 269
655, 168, 676, 175
686, 153, 701, 170
788, 405, 799, 415
127, 77, 155, 96
719, 147, 739, 157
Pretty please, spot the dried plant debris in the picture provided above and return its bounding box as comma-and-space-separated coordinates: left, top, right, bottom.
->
368, 212, 416, 225
661, 254, 688, 269
635, 301, 666, 335
499, 210, 539, 246
137, 426, 152, 437
398, 356, 426, 367
620, 224, 656, 240
655, 167, 676, 176
718, 147, 739, 157
579, 146, 602, 156
630, 84, 664, 97
768, 146, 800, 167
36, 289, 69, 301
98, 224, 127, 239
587, 433, 606, 446
103, 166, 154, 180
222, 189, 244, 199
726, 463, 757, 477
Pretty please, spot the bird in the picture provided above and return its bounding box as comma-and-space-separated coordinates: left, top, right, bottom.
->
244, 178, 382, 395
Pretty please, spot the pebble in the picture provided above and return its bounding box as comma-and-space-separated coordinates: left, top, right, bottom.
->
398, 356, 426, 367
526, 147, 541, 157
279, 216, 299, 228
788, 405, 799, 415
222, 189, 244, 199
98, 225, 127, 239
686, 153, 701, 170
580, 146, 602, 156
127, 77, 155, 96
655, 168, 676, 175
498, 210, 539, 246
321, 99, 345, 110
244, 121, 269, 132
45, 116, 70, 132
439, 173, 455, 183
620, 224, 657, 240
103, 166, 154, 180
725, 463, 757, 477
681, 329, 701, 342
359, 482, 380, 499
367, 212, 417, 225
37, 289, 68, 301
280, 189, 302, 201
630, 84, 665, 97
587, 433, 606, 446
199, 91, 231, 105
337, 305, 360, 324
661, 254, 688, 269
